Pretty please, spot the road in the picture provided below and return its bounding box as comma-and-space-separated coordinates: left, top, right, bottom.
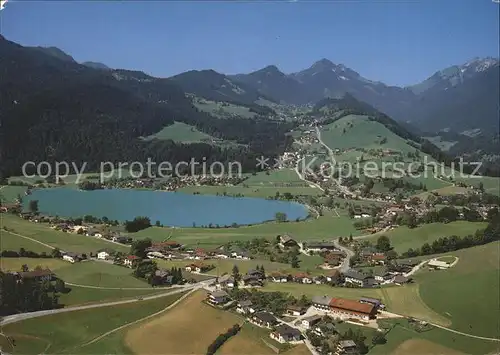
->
332, 239, 355, 273
0, 279, 214, 326
78, 288, 198, 348
314, 126, 357, 198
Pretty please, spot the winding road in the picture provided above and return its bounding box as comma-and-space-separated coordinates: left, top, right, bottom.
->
0, 279, 214, 327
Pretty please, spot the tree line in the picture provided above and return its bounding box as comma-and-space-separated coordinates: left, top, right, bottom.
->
0, 267, 67, 316
401, 214, 500, 258
206, 324, 241, 355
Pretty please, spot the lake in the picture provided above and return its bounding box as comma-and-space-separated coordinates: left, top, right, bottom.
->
23, 188, 309, 227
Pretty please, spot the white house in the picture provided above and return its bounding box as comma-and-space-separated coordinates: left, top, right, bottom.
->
301, 315, 322, 329
236, 300, 256, 314
97, 251, 111, 260
269, 273, 288, 283
147, 251, 165, 259
428, 260, 451, 269
124, 255, 140, 267
62, 252, 81, 263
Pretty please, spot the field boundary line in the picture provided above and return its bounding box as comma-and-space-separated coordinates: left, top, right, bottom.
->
0, 286, 196, 326
3, 230, 55, 250
77, 288, 196, 348
64, 282, 185, 291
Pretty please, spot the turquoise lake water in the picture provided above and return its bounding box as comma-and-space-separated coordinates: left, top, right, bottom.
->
24, 188, 308, 227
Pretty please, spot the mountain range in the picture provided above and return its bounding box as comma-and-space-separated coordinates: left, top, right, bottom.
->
230, 57, 499, 134
0, 34, 498, 177
20, 38, 498, 136
0, 35, 291, 177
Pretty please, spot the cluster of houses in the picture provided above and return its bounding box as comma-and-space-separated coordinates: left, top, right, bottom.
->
205, 288, 380, 354
343, 258, 417, 288
215, 269, 266, 288
206, 291, 304, 344
144, 242, 252, 262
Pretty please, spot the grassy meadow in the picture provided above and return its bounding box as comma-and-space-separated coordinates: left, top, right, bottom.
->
1, 214, 129, 253
414, 242, 500, 339
132, 210, 360, 247
0, 258, 164, 305
140, 121, 215, 143
1, 292, 186, 355
363, 221, 487, 253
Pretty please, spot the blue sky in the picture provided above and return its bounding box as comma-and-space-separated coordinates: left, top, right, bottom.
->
0, 0, 498, 86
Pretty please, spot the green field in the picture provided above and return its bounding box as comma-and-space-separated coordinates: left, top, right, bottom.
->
1, 292, 185, 355
0, 185, 28, 203
156, 255, 324, 277
179, 185, 321, 198
1, 214, 129, 253
194, 99, 257, 119
179, 169, 321, 198
141, 121, 216, 143
372, 318, 498, 355
423, 136, 458, 152
319, 115, 418, 154
415, 242, 500, 339
6, 168, 134, 187
0, 231, 54, 253
53, 261, 151, 288
364, 221, 488, 253
132, 210, 360, 247
0, 258, 163, 306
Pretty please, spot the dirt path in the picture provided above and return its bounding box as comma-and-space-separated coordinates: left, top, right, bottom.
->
0, 281, 212, 326
3, 230, 56, 250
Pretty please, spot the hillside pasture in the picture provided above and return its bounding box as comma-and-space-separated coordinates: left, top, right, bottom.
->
124, 291, 247, 354
0, 231, 54, 253
1, 292, 185, 355
319, 115, 418, 154
0, 257, 68, 273
194, 99, 257, 119
374, 318, 499, 355
1, 214, 129, 253
131, 210, 360, 247
53, 260, 151, 288
0, 185, 28, 203
363, 221, 487, 253
140, 121, 215, 143
415, 242, 500, 338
